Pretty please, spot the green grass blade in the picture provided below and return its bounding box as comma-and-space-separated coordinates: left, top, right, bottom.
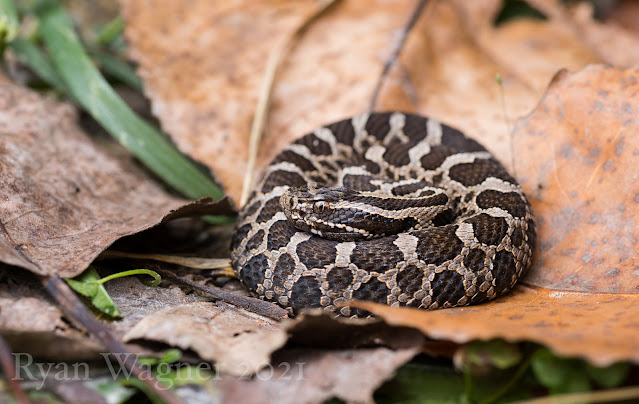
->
36, 1, 224, 201
93, 50, 143, 91
97, 16, 124, 45
10, 37, 67, 90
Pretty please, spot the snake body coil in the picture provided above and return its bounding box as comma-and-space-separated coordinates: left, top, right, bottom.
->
231, 112, 536, 317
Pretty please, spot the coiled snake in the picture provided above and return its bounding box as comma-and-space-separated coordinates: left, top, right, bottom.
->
231, 112, 535, 317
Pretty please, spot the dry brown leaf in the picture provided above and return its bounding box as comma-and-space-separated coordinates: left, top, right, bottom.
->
123, 301, 287, 376
219, 347, 419, 404
514, 65, 639, 293
565, 2, 639, 68
120, 0, 416, 203
0, 81, 228, 278
119, 0, 639, 368
122, 0, 636, 208
346, 65, 639, 366
284, 310, 425, 350
351, 285, 639, 367
0, 268, 104, 360
349, 65, 639, 366
523, 0, 639, 68
104, 277, 203, 339
605, 0, 639, 34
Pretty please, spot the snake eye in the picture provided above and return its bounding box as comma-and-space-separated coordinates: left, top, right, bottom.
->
313, 201, 326, 214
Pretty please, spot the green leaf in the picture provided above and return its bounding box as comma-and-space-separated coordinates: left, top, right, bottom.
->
35, 0, 224, 201
122, 363, 216, 402
531, 348, 592, 395
66, 267, 122, 318
531, 348, 570, 389
462, 340, 522, 371
67, 268, 163, 317
88, 378, 137, 404
159, 349, 183, 364
552, 369, 591, 395
9, 37, 67, 91
375, 361, 534, 404
138, 349, 182, 366
586, 362, 630, 389
156, 363, 215, 388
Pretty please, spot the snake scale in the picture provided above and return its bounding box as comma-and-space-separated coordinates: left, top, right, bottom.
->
230, 112, 536, 317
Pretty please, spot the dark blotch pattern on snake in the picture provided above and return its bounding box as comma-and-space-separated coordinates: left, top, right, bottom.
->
230, 112, 536, 317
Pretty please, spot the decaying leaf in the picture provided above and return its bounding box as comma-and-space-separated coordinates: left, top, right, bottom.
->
120, 0, 416, 203
0, 268, 104, 359
219, 346, 420, 404
117, 0, 639, 371
0, 80, 228, 278
5, 4, 639, 404
103, 277, 203, 340
123, 301, 287, 376
346, 65, 639, 367
121, 0, 639, 208
351, 285, 639, 367
514, 65, 639, 293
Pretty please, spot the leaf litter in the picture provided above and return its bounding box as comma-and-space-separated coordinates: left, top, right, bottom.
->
3, 0, 639, 402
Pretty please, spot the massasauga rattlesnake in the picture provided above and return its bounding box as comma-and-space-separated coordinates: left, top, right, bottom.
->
230, 112, 535, 317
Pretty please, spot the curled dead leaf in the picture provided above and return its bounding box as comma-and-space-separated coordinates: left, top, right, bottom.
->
0, 80, 232, 278
123, 301, 287, 376
219, 346, 419, 404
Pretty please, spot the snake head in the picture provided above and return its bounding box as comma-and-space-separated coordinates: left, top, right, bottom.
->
280, 184, 372, 241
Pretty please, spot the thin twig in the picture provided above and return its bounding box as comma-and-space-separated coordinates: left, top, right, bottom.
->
43, 276, 183, 404
368, 0, 428, 112
0, 334, 30, 404
155, 269, 288, 320
239, 0, 340, 207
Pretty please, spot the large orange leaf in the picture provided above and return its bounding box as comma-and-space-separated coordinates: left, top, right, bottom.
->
120, 0, 638, 205
352, 286, 639, 367
353, 65, 639, 366
515, 65, 639, 293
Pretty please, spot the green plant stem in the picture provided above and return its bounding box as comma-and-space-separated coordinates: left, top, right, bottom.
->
97, 269, 161, 287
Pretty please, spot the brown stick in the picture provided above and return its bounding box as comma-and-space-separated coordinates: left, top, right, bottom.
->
0, 333, 30, 404
155, 269, 288, 320
43, 276, 183, 404
369, 0, 428, 111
